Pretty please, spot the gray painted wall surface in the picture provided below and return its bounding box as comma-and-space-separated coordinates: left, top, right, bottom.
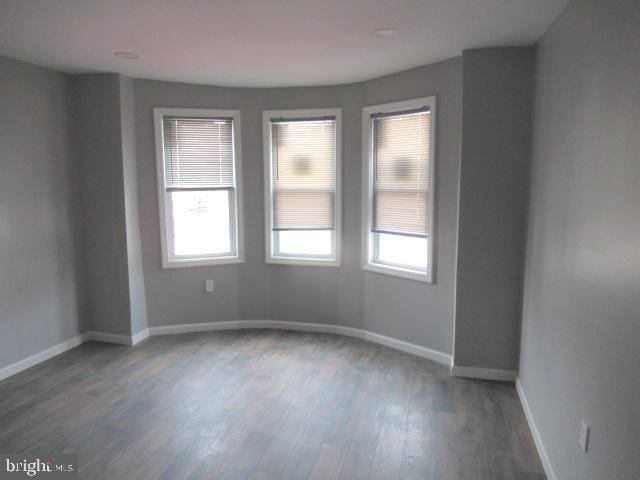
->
263, 84, 365, 329
134, 81, 264, 328
519, 1, 640, 479
454, 47, 534, 371
362, 60, 462, 353
1, 51, 517, 370
72, 74, 132, 335
119, 76, 149, 335
134, 58, 461, 355
0, 56, 83, 368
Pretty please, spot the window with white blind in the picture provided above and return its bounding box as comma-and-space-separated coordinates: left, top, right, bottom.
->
263, 109, 341, 266
154, 108, 243, 268
362, 97, 435, 282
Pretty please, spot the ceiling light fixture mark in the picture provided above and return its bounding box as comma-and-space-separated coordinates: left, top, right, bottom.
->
372, 28, 398, 38
114, 51, 139, 60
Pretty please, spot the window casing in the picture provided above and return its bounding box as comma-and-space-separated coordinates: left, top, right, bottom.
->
362, 97, 435, 282
154, 108, 244, 268
263, 109, 341, 266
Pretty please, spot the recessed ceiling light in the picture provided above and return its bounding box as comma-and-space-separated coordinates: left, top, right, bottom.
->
372, 28, 398, 38
114, 51, 139, 60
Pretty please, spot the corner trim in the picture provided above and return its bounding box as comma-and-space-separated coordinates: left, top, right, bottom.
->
84, 331, 134, 346
0, 333, 86, 382
131, 328, 150, 345
516, 379, 558, 480
84, 329, 149, 346
149, 320, 452, 366
450, 365, 517, 382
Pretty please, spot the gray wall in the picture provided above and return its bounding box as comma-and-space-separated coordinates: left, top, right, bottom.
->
134, 81, 268, 327
72, 74, 132, 335
362, 59, 462, 353
119, 76, 149, 335
134, 58, 462, 355
454, 47, 534, 371
1, 47, 531, 373
263, 84, 365, 329
519, 0, 640, 479
0, 56, 83, 368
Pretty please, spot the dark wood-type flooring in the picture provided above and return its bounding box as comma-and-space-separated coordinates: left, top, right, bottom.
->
0, 330, 545, 479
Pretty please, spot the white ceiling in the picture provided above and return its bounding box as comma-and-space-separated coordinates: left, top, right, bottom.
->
0, 0, 569, 87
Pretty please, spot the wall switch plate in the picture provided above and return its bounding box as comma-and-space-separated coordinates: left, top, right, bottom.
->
579, 419, 590, 453
205, 279, 214, 293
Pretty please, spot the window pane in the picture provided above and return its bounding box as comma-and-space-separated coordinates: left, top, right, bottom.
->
376, 233, 428, 270
276, 230, 332, 256
171, 190, 231, 256
271, 119, 336, 230
372, 110, 430, 237
163, 117, 234, 189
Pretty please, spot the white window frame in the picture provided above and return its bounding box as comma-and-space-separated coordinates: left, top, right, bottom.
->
263, 108, 342, 267
154, 107, 244, 269
361, 97, 436, 283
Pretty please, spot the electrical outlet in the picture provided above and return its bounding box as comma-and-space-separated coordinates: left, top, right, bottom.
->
579, 419, 590, 453
205, 279, 214, 293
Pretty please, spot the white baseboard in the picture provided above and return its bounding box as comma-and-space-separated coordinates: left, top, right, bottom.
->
1, 320, 452, 383
149, 320, 453, 366
84, 328, 149, 346
351, 327, 452, 366
0, 333, 86, 382
0, 328, 149, 381
149, 320, 267, 336
450, 365, 517, 382
516, 379, 558, 480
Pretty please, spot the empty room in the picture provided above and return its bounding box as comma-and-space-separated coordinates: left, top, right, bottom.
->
0, 0, 638, 479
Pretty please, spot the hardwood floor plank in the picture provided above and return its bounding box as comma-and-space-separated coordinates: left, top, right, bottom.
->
256, 404, 315, 474
278, 405, 336, 480
369, 409, 408, 480
247, 470, 279, 480
218, 431, 275, 480
308, 442, 347, 480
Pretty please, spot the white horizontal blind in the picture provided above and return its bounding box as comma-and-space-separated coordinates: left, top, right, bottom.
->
372, 108, 431, 238
162, 117, 234, 190
270, 117, 337, 230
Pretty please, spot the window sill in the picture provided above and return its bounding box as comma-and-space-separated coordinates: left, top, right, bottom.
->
163, 255, 244, 269
362, 262, 433, 283
266, 256, 340, 267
